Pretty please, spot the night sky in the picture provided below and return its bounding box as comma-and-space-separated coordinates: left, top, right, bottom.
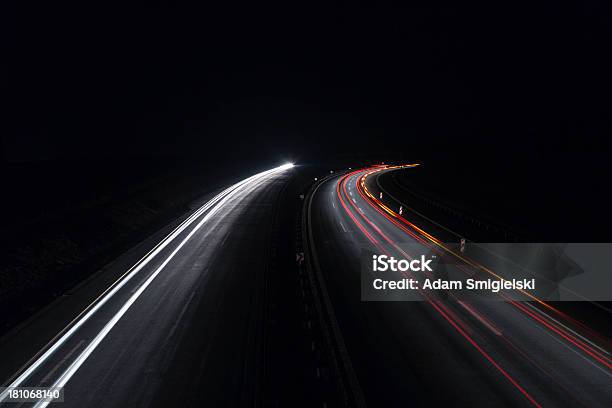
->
3, 1, 610, 165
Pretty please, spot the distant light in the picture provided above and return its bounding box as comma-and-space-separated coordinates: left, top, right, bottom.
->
349, 167, 352, 170
279, 163, 294, 170
314, 177, 318, 181
330, 170, 334, 173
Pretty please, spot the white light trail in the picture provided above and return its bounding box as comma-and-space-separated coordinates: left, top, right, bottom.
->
0, 163, 293, 405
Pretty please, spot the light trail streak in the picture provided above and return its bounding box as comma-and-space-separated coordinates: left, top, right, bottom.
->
355, 166, 612, 368
335, 171, 542, 407
0, 163, 293, 406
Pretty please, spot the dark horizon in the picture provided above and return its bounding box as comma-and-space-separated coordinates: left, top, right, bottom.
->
4, 1, 610, 167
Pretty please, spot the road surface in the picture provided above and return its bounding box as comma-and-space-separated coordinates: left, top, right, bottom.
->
308, 165, 611, 407
1, 162, 609, 407
0, 164, 296, 407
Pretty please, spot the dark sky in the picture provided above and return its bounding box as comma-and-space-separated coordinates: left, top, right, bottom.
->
3, 1, 610, 164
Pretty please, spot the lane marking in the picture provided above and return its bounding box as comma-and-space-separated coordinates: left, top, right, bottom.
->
338, 169, 542, 408
457, 301, 502, 336
524, 302, 610, 357
361, 167, 612, 366
164, 290, 199, 344
1, 182, 237, 395
33, 166, 290, 408
40, 340, 85, 385
0, 164, 292, 405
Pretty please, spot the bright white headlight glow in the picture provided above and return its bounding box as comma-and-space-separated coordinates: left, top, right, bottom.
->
0, 162, 295, 407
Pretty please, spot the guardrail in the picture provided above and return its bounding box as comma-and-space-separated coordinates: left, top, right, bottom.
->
299, 172, 366, 408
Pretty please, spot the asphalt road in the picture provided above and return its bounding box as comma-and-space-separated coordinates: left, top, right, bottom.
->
1, 163, 609, 408
308, 166, 611, 407
0, 164, 296, 407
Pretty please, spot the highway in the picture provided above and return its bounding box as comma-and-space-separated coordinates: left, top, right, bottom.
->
308, 165, 611, 407
1, 162, 609, 408
0, 163, 295, 407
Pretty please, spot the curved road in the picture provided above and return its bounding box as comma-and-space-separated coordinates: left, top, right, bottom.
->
0, 164, 294, 407
309, 166, 611, 407
1, 163, 609, 407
